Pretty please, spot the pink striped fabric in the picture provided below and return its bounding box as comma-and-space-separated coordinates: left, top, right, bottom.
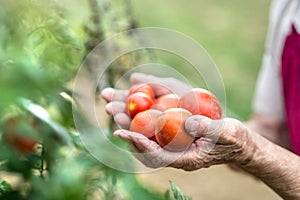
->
281, 24, 300, 155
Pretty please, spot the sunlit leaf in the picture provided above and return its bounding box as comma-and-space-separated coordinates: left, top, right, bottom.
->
20, 98, 73, 147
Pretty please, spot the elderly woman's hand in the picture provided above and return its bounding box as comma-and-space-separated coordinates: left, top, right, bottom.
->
101, 72, 256, 170
112, 115, 255, 171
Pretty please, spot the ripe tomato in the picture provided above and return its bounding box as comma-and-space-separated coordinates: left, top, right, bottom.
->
129, 83, 155, 100
151, 94, 179, 111
179, 88, 222, 119
127, 92, 153, 118
3, 117, 38, 154
9, 134, 38, 154
155, 108, 194, 152
130, 109, 162, 141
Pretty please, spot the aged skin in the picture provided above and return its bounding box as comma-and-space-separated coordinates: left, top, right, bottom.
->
102, 73, 300, 200
240, 125, 300, 200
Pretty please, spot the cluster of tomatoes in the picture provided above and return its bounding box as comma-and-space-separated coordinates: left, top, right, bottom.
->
127, 84, 222, 152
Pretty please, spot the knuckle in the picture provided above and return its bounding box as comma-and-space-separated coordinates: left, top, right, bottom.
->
223, 118, 244, 134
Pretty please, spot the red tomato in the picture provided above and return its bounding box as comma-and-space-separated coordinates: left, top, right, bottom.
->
3, 117, 38, 154
179, 88, 222, 119
130, 109, 162, 141
127, 92, 153, 118
10, 134, 38, 154
151, 94, 179, 111
129, 83, 155, 100
155, 108, 194, 152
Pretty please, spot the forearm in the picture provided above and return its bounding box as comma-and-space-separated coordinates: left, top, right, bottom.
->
240, 131, 300, 200
246, 113, 290, 149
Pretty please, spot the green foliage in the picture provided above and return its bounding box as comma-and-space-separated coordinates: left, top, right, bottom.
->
0, 181, 12, 194
0, 0, 189, 199
164, 181, 190, 200
0, 0, 84, 114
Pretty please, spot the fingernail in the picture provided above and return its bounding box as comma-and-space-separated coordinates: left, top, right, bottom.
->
113, 130, 122, 136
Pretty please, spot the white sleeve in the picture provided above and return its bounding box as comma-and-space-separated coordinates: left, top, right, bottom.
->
253, 52, 285, 121
252, 0, 294, 121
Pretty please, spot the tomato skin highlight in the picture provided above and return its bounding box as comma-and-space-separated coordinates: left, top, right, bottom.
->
155, 108, 194, 152
127, 92, 154, 118
130, 109, 162, 141
129, 84, 155, 100
179, 88, 222, 119
151, 94, 179, 111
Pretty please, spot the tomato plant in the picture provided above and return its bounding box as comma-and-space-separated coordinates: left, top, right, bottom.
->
2, 117, 38, 154
0, 1, 190, 199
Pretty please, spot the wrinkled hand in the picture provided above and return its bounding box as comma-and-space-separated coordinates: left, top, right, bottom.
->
113, 116, 254, 171
101, 73, 255, 171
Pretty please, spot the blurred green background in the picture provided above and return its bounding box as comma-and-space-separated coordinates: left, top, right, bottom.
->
132, 0, 271, 120
0, 1, 277, 199
1, 0, 270, 120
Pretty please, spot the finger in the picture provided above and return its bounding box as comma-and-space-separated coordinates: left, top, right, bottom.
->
113, 129, 154, 148
101, 87, 129, 102
113, 130, 155, 167
185, 115, 227, 144
114, 113, 131, 129
130, 73, 167, 96
130, 72, 162, 86
113, 129, 159, 152
130, 73, 192, 96
105, 101, 126, 115
113, 129, 180, 168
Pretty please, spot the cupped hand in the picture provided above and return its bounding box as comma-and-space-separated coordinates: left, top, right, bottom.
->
113, 115, 255, 171
101, 73, 255, 170
101, 72, 192, 129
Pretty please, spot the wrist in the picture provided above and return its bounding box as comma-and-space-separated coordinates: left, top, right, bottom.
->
237, 129, 268, 172
226, 126, 258, 167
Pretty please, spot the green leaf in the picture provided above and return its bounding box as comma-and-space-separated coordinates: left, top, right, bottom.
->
20, 98, 73, 147
169, 181, 190, 200
164, 189, 173, 200
0, 180, 12, 194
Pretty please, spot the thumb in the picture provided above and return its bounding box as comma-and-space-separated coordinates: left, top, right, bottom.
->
185, 115, 214, 137
185, 115, 226, 145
